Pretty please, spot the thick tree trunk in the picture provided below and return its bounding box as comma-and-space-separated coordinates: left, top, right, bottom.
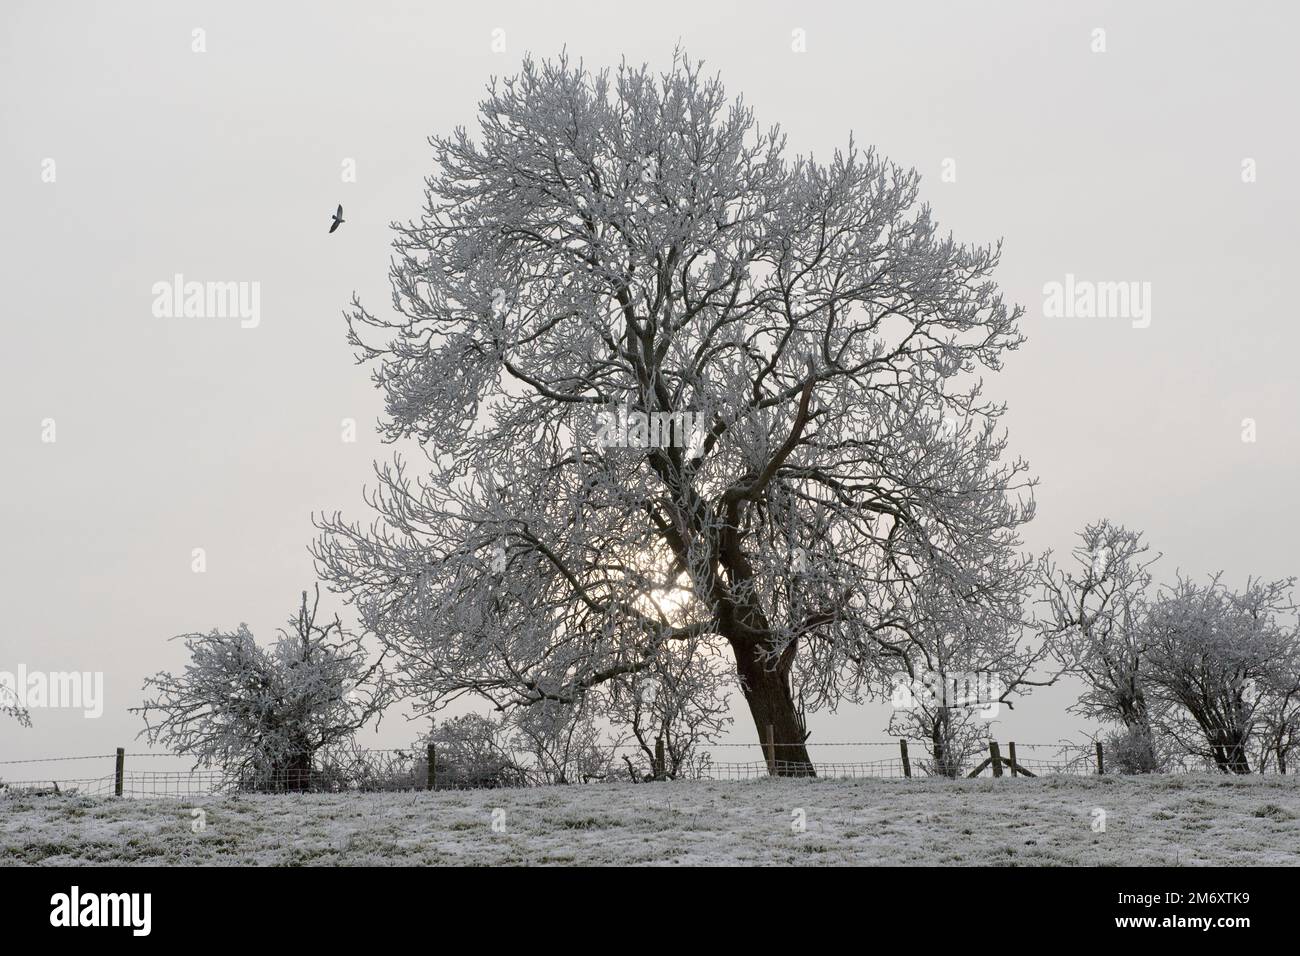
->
1227, 745, 1251, 775
1206, 729, 1251, 774
730, 643, 815, 776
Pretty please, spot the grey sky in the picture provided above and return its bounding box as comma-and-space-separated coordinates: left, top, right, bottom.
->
3, 0, 1298, 766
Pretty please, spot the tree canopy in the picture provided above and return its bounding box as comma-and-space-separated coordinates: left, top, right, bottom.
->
314, 52, 1034, 770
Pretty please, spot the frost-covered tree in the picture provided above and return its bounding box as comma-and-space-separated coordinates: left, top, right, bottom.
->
508, 696, 619, 784
1036, 521, 1162, 765
421, 713, 526, 789
1257, 682, 1300, 774
607, 636, 732, 779
135, 587, 392, 789
884, 531, 1054, 776
314, 52, 1033, 773
1144, 574, 1300, 774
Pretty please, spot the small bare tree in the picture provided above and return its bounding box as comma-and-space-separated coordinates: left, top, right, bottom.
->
421, 713, 526, 788
1144, 574, 1300, 774
890, 688, 990, 778
134, 587, 392, 789
883, 535, 1057, 777
607, 637, 732, 779
507, 696, 620, 784
1036, 520, 1163, 770
1257, 681, 1300, 774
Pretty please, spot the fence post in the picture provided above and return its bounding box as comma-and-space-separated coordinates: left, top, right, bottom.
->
114, 747, 125, 797
765, 724, 776, 776
426, 743, 436, 791
1095, 741, 1105, 776
989, 741, 1003, 778
654, 737, 665, 781
900, 739, 912, 778
1007, 741, 1018, 777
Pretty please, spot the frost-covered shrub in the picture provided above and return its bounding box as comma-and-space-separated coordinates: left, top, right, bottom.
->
508, 699, 620, 785
1145, 575, 1300, 774
606, 645, 732, 781
420, 714, 525, 789
134, 587, 392, 789
1103, 725, 1164, 774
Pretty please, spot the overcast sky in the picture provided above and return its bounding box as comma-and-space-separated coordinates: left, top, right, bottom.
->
3, 0, 1298, 768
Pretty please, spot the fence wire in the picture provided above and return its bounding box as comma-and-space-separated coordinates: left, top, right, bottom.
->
0, 741, 1286, 798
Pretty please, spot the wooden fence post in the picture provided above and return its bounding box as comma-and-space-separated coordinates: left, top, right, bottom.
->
765, 724, 776, 776
426, 743, 436, 791
900, 739, 912, 778
989, 741, 1003, 778
115, 747, 125, 797
654, 737, 665, 780
1007, 741, 1018, 777
1095, 741, 1105, 776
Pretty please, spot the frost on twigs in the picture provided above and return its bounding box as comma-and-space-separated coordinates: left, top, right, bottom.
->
315, 51, 1034, 771
133, 586, 393, 790
1037, 521, 1300, 774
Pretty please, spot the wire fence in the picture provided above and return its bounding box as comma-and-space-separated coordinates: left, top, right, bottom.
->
694, 742, 1103, 780
3, 738, 1288, 798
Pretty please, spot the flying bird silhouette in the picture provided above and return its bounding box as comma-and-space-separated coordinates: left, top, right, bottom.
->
328, 204, 345, 233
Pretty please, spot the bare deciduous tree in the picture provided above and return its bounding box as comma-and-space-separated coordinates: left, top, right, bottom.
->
884, 533, 1055, 776
134, 587, 392, 789
607, 637, 732, 780
1257, 683, 1300, 774
421, 713, 526, 789
1144, 574, 1300, 774
314, 51, 1033, 773
507, 696, 620, 784
1036, 520, 1162, 769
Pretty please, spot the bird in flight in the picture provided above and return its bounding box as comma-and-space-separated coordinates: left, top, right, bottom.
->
328, 204, 345, 233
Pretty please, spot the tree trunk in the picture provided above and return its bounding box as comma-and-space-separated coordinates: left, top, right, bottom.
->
1227, 744, 1251, 775
730, 643, 814, 776
1206, 728, 1252, 774
931, 711, 961, 778
932, 723, 947, 777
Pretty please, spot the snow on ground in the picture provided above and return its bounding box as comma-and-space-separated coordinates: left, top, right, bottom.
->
2, 774, 1297, 866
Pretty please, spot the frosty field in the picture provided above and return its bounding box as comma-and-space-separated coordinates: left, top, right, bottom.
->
3, 774, 1298, 866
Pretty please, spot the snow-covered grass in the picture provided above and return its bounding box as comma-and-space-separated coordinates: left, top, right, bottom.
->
3, 774, 1297, 866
